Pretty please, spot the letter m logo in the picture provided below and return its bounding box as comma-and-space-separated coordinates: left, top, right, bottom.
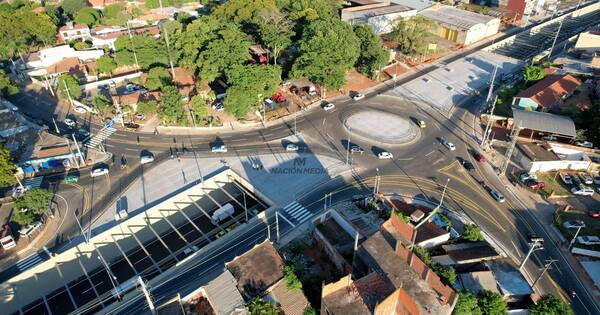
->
293, 157, 306, 166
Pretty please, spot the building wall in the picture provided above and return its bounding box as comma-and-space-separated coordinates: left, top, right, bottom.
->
530, 160, 591, 172
417, 232, 451, 249
366, 10, 417, 34
514, 97, 540, 111
575, 32, 600, 53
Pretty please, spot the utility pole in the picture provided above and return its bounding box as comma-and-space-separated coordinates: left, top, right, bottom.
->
373, 168, 380, 195
243, 192, 248, 222
65, 138, 80, 169
519, 237, 544, 271
481, 95, 498, 148
294, 114, 297, 136
14, 174, 24, 190
52, 118, 60, 134
275, 210, 280, 242
345, 137, 350, 166
62, 79, 74, 106
410, 179, 450, 247
347, 231, 360, 287
485, 65, 498, 105
548, 19, 564, 60
126, 22, 140, 69
501, 121, 522, 175
138, 277, 156, 315
266, 215, 271, 241
532, 258, 558, 288
161, 23, 176, 80
569, 226, 583, 249
71, 134, 86, 166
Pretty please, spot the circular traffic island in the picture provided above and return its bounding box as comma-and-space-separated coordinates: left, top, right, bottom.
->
343, 109, 420, 145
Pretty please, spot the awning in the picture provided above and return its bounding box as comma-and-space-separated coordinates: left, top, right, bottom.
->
513, 109, 576, 138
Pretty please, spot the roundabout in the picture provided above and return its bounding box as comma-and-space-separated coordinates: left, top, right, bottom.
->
343, 108, 421, 145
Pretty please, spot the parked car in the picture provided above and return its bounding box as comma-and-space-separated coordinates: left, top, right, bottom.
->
352, 194, 366, 202
441, 139, 456, 151
64, 118, 76, 128
140, 155, 154, 164
74, 106, 87, 114
378, 151, 393, 159
417, 120, 427, 128
589, 210, 600, 218
579, 172, 594, 185
560, 173, 573, 185
211, 145, 227, 153
473, 152, 486, 163
462, 161, 475, 172
350, 146, 364, 154
322, 102, 335, 111
91, 167, 109, 177
524, 179, 546, 190
571, 185, 594, 196
576, 141, 593, 148
212, 102, 224, 112
64, 175, 79, 184
125, 83, 140, 93
19, 221, 42, 237
286, 144, 299, 151
519, 172, 537, 183
488, 189, 505, 203
77, 129, 90, 138
563, 220, 586, 229
351, 92, 365, 101
542, 135, 557, 141
577, 235, 600, 245
572, 175, 582, 186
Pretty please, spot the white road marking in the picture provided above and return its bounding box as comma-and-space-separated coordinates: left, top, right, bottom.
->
425, 150, 435, 157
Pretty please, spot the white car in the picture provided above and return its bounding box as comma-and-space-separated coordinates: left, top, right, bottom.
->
212, 102, 224, 112
563, 220, 586, 229
577, 236, 600, 245
559, 173, 573, 185
441, 139, 456, 151
519, 172, 537, 183
322, 102, 335, 111
579, 172, 593, 185
64, 118, 76, 127
140, 155, 154, 164
489, 190, 505, 203
286, 144, 299, 151
352, 93, 365, 101
571, 185, 594, 196
19, 221, 42, 237
542, 135, 557, 141
576, 141, 593, 148
74, 106, 87, 114
91, 167, 109, 177
378, 151, 393, 159
211, 145, 227, 153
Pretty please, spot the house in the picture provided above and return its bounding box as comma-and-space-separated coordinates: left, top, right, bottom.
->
87, 0, 116, 9
458, 271, 501, 295
172, 67, 196, 99
575, 31, 600, 53
58, 22, 91, 43
513, 74, 583, 111
515, 141, 592, 173
341, 1, 417, 34
432, 242, 502, 266
506, 0, 547, 21
390, 0, 434, 12
22, 45, 104, 78
112, 91, 160, 110
90, 25, 160, 49
387, 199, 451, 249
419, 5, 500, 45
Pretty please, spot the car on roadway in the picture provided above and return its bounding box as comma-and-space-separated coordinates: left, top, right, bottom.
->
350, 145, 364, 154
519, 172, 537, 183
559, 173, 573, 185
488, 189, 505, 203
563, 220, 586, 229
417, 120, 427, 128
576, 141, 594, 148
577, 235, 600, 245
441, 139, 456, 151
211, 145, 227, 153
351, 92, 365, 101
579, 172, 594, 185
378, 151, 393, 159
64, 174, 79, 184
462, 161, 475, 172
74, 106, 87, 114
286, 144, 299, 151
78, 128, 90, 138
91, 167, 109, 177
64, 118, 76, 128
140, 155, 154, 164
322, 102, 335, 111
571, 185, 594, 196
589, 210, 600, 218
135, 113, 145, 120
473, 152, 486, 163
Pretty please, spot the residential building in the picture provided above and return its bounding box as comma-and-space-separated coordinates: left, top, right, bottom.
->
87, 0, 116, 8
58, 22, 91, 43
388, 199, 451, 249
506, 0, 547, 21
432, 242, 502, 265
313, 209, 364, 273
458, 271, 501, 294
341, 1, 417, 34
419, 5, 500, 45
512, 74, 582, 111
22, 45, 104, 78
112, 91, 161, 110
575, 31, 600, 53
390, 0, 434, 12
90, 25, 160, 50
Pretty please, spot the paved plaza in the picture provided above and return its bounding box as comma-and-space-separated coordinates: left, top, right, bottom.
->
343, 109, 420, 145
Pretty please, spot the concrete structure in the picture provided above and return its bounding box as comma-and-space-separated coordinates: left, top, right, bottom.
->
391, 0, 433, 12
58, 22, 91, 43
515, 142, 592, 173
513, 74, 582, 111
22, 45, 104, 78
512, 109, 577, 138
458, 270, 501, 294
419, 5, 500, 45
388, 199, 451, 249
342, 1, 417, 34
486, 260, 532, 301
575, 31, 600, 53
0, 169, 271, 315
433, 242, 502, 265
313, 209, 363, 273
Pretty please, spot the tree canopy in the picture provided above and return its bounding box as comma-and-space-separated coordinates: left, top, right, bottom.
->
453, 291, 482, 315
58, 74, 82, 100
75, 7, 101, 26
0, 9, 57, 59
212, 0, 278, 25
61, 0, 87, 19
145, 67, 172, 91
463, 224, 484, 242
115, 34, 169, 69
102, 3, 130, 26
0, 69, 19, 97
189, 95, 208, 121
477, 291, 507, 315
14, 188, 53, 215
388, 16, 434, 56
92, 95, 113, 117
256, 9, 294, 65
196, 24, 252, 82
248, 297, 279, 315
523, 65, 545, 83
530, 295, 573, 315
224, 64, 281, 118
158, 85, 184, 125
96, 56, 117, 77
136, 100, 158, 115
291, 17, 359, 90
0, 144, 17, 187
353, 24, 389, 79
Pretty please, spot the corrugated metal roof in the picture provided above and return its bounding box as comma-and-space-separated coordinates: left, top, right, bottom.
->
513, 109, 576, 137
204, 270, 247, 315
419, 5, 497, 31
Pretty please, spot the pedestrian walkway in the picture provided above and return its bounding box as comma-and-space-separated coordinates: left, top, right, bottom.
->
282, 201, 312, 226
24, 176, 44, 189
15, 252, 42, 272
85, 125, 116, 150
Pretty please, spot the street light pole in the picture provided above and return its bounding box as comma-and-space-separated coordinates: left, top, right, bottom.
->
569, 226, 583, 249
519, 238, 544, 271
532, 258, 557, 288
548, 19, 564, 60
275, 210, 280, 242
345, 137, 350, 166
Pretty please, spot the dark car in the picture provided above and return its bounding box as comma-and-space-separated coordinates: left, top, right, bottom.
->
473, 152, 486, 164
462, 161, 475, 172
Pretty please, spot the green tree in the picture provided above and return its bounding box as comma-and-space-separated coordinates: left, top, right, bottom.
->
395, 210, 410, 223
102, 3, 129, 26
189, 95, 208, 120
0, 10, 57, 59
0, 69, 18, 97
44, 5, 62, 25
158, 85, 183, 125
412, 245, 432, 265
283, 0, 342, 23
74, 7, 100, 26
58, 74, 81, 100
212, 0, 278, 24
303, 306, 316, 315
136, 100, 158, 115
115, 34, 169, 69
145, 67, 172, 91
257, 9, 293, 65
353, 24, 389, 79
248, 297, 279, 315
431, 263, 457, 285
523, 65, 545, 83
174, 15, 221, 68
14, 188, 53, 216
96, 56, 117, 77
463, 224, 484, 242
196, 24, 251, 82
0, 144, 17, 187
530, 295, 573, 315
224, 64, 281, 118
13, 210, 35, 226
478, 291, 507, 315
388, 16, 434, 56
453, 291, 482, 315
283, 265, 302, 290
72, 40, 91, 51
291, 17, 360, 90
92, 95, 113, 117
61, 0, 87, 18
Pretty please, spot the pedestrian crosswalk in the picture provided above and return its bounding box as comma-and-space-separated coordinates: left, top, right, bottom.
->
282, 201, 312, 225
16, 253, 43, 272
85, 126, 116, 150
24, 176, 43, 189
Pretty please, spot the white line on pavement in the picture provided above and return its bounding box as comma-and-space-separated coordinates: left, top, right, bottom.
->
425, 150, 435, 157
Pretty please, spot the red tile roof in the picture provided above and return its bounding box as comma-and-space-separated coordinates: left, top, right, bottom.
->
227, 241, 284, 299
516, 74, 582, 108
172, 67, 195, 86
46, 57, 86, 75
87, 0, 116, 7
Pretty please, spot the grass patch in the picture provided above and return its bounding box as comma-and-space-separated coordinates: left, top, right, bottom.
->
555, 210, 600, 251
537, 172, 570, 197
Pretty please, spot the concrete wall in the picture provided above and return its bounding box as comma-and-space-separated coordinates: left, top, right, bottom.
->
366, 10, 417, 34
530, 159, 591, 172
575, 32, 600, 52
